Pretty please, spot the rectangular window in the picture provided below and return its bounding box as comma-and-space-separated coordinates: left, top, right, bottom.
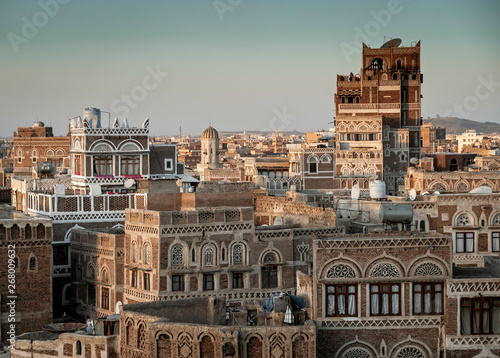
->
370, 283, 400, 316
172, 274, 184, 292
492, 232, 500, 252
143, 273, 150, 291
74, 156, 81, 175
164, 159, 173, 171
121, 155, 140, 176
131, 270, 137, 288
456, 232, 474, 253
261, 266, 278, 289
88, 284, 96, 306
101, 287, 109, 310
232, 272, 243, 289
461, 297, 500, 334
309, 162, 317, 174
93, 155, 113, 176
413, 283, 443, 315
326, 284, 357, 317
203, 273, 214, 291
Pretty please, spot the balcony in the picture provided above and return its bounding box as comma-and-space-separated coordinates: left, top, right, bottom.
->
27, 192, 147, 223
338, 103, 420, 114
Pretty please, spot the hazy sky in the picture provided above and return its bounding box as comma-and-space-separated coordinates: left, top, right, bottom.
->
1, 0, 499, 137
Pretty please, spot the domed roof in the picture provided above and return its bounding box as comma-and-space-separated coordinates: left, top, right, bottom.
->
202, 126, 218, 139
33, 121, 45, 128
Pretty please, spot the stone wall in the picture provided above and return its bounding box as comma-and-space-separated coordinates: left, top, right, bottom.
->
254, 195, 335, 227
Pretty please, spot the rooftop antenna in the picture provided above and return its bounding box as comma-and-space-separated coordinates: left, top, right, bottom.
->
381, 37, 401, 48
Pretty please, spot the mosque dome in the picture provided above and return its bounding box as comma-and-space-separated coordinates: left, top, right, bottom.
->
202, 126, 219, 139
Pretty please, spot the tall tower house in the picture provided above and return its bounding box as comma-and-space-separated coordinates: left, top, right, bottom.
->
334, 39, 422, 195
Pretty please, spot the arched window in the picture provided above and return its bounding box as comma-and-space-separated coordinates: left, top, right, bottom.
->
371, 58, 383, 71
88, 265, 96, 280
396, 60, 402, 70
307, 155, 319, 174
204, 246, 214, 267
11, 224, 20, 239
457, 213, 472, 226
36, 224, 45, 239
143, 243, 152, 265
131, 241, 137, 263
76, 341, 82, 355
29, 256, 36, 271
126, 321, 133, 346
232, 244, 243, 265
171, 244, 184, 266
137, 324, 146, 350
191, 248, 196, 262
320, 154, 332, 164
263, 252, 278, 264
101, 267, 110, 283
412, 74, 417, 80
419, 220, 426, 232
392, 73, 398, 80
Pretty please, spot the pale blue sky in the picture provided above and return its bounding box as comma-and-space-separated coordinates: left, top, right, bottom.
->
1, 0, 499, 136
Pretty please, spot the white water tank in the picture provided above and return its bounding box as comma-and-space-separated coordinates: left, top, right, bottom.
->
370, 180, 386, 199
83, 107, 101, 128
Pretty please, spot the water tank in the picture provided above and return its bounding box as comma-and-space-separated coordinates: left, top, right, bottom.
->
83, 107, 101, 128
379, 203, 413, 223
369, 180, 386, 199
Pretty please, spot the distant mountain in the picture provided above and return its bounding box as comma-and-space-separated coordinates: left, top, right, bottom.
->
426, 117, 500, 135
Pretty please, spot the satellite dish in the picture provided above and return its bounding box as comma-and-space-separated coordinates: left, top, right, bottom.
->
351, 184, 360, 200
381, 38, 402, 48
124, 179, 135, 189
409, 188, 416, 201
433, 191, 440, 195
422, 191, 430, 195
410, 157, 419, 166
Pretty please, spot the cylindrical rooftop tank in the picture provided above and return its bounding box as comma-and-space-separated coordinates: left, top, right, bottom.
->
378, 203, 413, 223
369, 180, 386, 199
83, 107, 101, 128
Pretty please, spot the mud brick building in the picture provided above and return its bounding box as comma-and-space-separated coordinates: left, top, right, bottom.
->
334, 40, 422, 195
289, 147, 336, 191
411, 192, 500, 268
13, 122, 70, 178
10, 108, 194, 319
312, 231, 452, 358
70, 227, 125, 319
122, 182, 341, 305
0, 206, 52, 347
119, 297, 316, 358
406, 161, 500, 194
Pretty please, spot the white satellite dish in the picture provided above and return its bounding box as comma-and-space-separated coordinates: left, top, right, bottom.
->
409, 188, 416, 201
351, 184, 360, 200
124, 179, 135, 189
422, 191, 429, 195
433, 191, 440, 195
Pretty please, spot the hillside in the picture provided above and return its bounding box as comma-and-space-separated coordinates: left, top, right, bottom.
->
426, 117, 500, 135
